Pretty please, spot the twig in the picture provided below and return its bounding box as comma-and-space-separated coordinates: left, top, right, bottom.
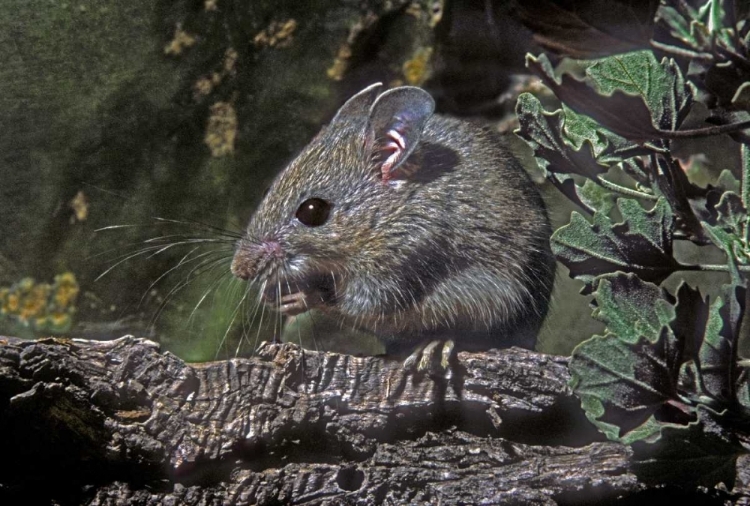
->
657, 120, 750, 139
596, 177, 658, 200
650, 40, 714, 62
678, 263, 750, 272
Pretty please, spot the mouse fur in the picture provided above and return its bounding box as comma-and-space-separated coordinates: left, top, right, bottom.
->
231, 83, 555, 353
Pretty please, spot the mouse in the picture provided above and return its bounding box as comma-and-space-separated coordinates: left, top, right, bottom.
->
231, 83, 555, 368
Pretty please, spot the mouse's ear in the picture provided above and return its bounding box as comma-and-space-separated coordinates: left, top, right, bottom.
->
367, 86, 435, 180
330, 83, 383, 124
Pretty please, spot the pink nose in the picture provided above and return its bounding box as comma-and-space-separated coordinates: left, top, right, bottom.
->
231, 240, 282, 281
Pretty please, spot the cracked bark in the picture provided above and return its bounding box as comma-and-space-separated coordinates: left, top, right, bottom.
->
0, 335, 746, 505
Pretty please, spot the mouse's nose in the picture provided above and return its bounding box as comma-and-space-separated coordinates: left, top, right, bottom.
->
230, 239, 282, 281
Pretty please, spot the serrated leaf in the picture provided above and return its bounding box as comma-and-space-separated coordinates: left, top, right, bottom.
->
717, 169, 741, 193
657, 5, 694, 47
592, 273, 676, 344
632, 406, 743, 487
703, 223, 746, 270
671, 282, 708, 362
715, 191, 746, 234
697, 283, 745, 403
577, 179, 616, 215
527, 51, 693, 141
586, 50, 693, 132
552, 198, 679, 293
570, 328, 681, 441
515, 93, 609, 180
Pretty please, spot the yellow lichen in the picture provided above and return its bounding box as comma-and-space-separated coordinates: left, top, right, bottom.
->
327, 45, 352, 81
327, 13, 377, 81
3, 292, 18, 314
193, 76, 213, 98
402, 47, 434, 85
69, 190, 88, 222
0, 273, 79, 333
18, 283, 51, 323
193, 48, 238, 100
204, 101, 237, 157
54, 273, 80, 308
253, 19, 298, 49
164, 24, 196, 56
223, 48, 238, 74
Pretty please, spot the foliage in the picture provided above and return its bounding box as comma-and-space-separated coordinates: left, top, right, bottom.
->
515, 0, 750, 487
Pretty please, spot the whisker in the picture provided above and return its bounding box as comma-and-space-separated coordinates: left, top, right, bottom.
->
145, 254, 234, 332
151, 216, 244, 240
215, 285, 249, 359
253, 283, 268, 353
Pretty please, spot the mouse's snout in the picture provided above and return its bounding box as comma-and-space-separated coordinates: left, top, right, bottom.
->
231, 238, 283, 281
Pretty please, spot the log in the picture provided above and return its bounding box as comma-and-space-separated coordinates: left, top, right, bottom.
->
0, 335, 745, 504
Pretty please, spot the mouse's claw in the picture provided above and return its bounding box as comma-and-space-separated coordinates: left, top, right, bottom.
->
403, 339, 456, 374
278, 291, 309, 316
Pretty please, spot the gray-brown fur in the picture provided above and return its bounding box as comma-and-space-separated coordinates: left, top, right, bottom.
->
232, 84, 555, 352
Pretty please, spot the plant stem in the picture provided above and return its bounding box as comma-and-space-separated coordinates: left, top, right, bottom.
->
596, 177, 658, 200
656, 120, 750, 139
650, 40, 714, 62
678, 263, 750, 272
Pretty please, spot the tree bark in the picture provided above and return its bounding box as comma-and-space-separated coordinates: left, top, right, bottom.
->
0, 335, 746, 505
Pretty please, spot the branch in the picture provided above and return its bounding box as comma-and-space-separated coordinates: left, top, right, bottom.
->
0, 336, 747, 504
657, 120, 750, 139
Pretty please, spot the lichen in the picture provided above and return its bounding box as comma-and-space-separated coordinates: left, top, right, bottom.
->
69, 190, 88, 223
193, 48, 238, 100
253, 19, 298, 49
402, 46, 433, 85
327, 13, 378, 81
164, 23, 196, 56
0, 272, 80, 333
204, 101, 237, 157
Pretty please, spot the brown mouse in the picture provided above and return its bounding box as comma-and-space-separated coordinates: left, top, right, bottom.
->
231, 83, 555, 367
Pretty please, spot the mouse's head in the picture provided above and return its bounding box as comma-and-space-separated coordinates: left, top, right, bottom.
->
231, 83, 436, 311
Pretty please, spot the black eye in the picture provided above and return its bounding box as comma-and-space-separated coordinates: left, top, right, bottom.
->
296, 198, 332, 227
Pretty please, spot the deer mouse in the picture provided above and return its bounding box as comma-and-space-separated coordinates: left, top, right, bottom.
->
231, 83, 555, 369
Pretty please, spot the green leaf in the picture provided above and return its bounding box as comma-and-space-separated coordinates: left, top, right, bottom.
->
703, 223, 746, 271
569, 328, 681, 442
657, 6, 694, 48
586, 50, 693, 132
632, 406, 744, 488
592, 273, 675, 344
552, 198, 679, 293
526, 51, 693, 141
717, 169, 741, 194
515, 93, 609, 180
577, 179, 616, 215
715, 191, 746, 235
697, 283, 746, 403
697, 0, 734, 48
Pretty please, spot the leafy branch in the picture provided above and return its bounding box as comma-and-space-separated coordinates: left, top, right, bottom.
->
514, 0, 750, 489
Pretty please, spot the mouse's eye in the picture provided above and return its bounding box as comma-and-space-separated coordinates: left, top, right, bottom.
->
296, 198, 332, 227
